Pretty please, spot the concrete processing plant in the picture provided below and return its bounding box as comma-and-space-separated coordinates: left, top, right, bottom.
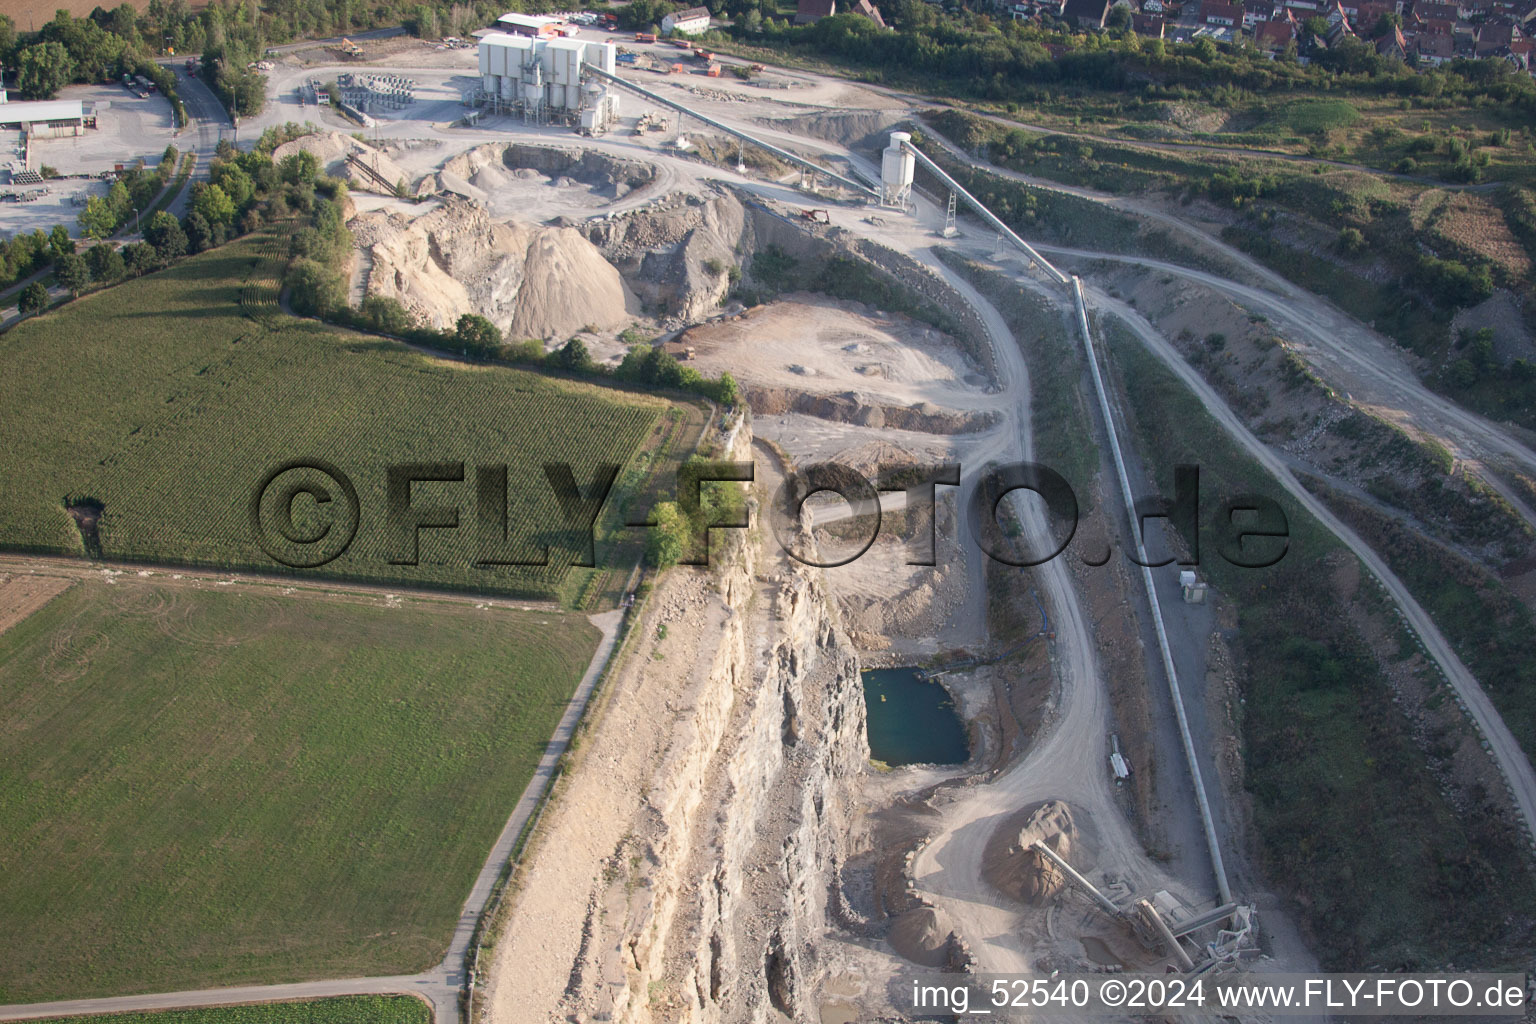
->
474, 34, 622, 132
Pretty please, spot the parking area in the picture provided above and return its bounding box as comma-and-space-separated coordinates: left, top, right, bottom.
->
0, 177, 110, 238
29, 84, 176, 176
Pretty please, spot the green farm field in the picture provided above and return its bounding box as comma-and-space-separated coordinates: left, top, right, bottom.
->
0, 231, 666, 599
0, 573, 599, 1002
31, 997, 431, 1024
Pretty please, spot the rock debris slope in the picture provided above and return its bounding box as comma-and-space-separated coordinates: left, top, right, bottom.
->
352, 198, 638, 340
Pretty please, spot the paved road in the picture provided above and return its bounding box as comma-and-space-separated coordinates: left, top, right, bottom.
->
156, 63, 228, 219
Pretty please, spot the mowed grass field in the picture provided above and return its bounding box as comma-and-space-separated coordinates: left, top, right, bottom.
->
0, 231, 665, 598
35, 997, 430, 1024
0, 575, 599, 1002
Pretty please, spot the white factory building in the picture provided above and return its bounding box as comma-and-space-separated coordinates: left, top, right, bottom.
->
660, 5, 712, 34
477, 33, 620, 129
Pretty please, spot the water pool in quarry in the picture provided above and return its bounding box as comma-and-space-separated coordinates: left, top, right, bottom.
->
861, 668, 969, 767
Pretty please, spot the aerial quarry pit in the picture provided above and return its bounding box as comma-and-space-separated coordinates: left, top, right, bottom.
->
4, 19, 1536, 1024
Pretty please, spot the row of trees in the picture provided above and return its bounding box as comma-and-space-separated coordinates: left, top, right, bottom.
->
328, 295, 743, 410
729, 1, 1536, 115
18, 130, 339, 321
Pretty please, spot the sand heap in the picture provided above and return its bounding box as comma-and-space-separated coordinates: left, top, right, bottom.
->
352, 198, 638, 340
271, 132, 416, 194
984, 800, 1082, 905
888, 904, 959, 968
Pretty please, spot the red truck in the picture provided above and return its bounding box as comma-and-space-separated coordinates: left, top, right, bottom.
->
635, 31, 657, 42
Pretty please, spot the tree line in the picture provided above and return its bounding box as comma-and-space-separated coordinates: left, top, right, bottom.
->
16, 122, 343, 318
724, 0, 1536, 114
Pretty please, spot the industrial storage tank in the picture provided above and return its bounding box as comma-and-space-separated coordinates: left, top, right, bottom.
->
881, 131, 916, 205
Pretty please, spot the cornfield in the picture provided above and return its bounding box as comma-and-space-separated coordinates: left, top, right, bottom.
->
0, 230, 666, 598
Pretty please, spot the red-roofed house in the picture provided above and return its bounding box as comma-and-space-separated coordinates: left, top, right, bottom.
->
1415, 28, 1456, 58
851, 0, 888, 24
794, 0, 836, 22
1376, 23, 1409, 54
1256, 18, 1296, 43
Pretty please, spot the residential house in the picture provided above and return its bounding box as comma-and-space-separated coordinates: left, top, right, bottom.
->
850, 0, 888, 24
1353, 0, 1394, 24
1412, 0, 1462, 21
1415, 27, 1457, 56
1243, 0, 1279, 25
1255, 17, 1297, 43
1475, 20, 1522, 52
1133, 11, 1169, 31
1063, 0, 1114, 26
793, 0, 836, 21
1200, 0, 1244, 23
1376, 22, 1410, 52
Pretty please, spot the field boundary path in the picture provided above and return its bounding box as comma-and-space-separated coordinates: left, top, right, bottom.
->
0, 574, 627, 1024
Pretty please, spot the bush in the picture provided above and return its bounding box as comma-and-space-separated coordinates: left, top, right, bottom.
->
1413, 254, 1494, 308
284, 257, 345, 316
359, 295, 415, 334
454, 313, 503, 357
646, 501, 688, 568
554, 337, 594, 372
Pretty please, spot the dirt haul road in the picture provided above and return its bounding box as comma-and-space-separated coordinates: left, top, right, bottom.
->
1081, 288, 1536, 849
1033, 244, 1536, 528
833, 200, 1207, 972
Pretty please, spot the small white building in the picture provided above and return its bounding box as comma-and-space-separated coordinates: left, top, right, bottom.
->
661, 5, 712, 34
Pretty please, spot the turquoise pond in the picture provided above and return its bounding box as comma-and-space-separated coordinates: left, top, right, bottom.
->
861, 668, 969, 767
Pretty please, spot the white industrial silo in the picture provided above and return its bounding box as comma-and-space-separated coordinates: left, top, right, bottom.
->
580, 41, 617, 75
545, 37, 587, 110
881, 131, 915, 207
